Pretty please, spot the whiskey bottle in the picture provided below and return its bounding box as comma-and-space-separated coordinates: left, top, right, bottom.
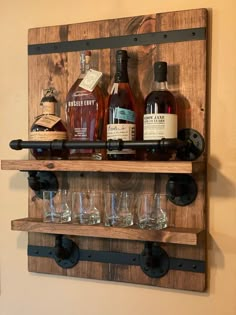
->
65, 51, 105, 160
107, 50, 136, 160
143, 61, 177, 160
30, 88, 68, 160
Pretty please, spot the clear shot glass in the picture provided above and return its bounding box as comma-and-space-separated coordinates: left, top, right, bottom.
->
43, 189, 72, 223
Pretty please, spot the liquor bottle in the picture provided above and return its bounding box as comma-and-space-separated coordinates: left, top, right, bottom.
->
65, 50, 105, 160
30, 88, 68, 160
107, 50, 137, 160
143, 61, 177, 160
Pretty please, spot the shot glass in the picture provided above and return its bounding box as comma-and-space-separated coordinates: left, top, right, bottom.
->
152, 193, 168, 230
103, 191, 120, 226
136, 193, 168, 230
136, 193, 155, 229
43, 189, 72, 223
115, 191, 134, 227
72, 191, 101, 225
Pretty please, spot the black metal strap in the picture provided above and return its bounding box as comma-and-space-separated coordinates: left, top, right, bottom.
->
28, 27, 206, 55
28, 245, 205, 273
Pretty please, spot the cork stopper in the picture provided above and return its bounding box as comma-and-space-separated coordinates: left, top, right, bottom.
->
40, 87, 57, 105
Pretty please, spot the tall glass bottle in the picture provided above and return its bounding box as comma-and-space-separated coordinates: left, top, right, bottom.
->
66, 51, 105, 160
30, 88, 68, 160
143, 61, 177, 160
107, 50, 136, 160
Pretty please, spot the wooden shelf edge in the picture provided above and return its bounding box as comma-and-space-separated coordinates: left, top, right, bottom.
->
11, 217, 204, 246
1, 159, 193, 173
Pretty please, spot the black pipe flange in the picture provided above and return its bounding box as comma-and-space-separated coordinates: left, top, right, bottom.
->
176, 128, 205, 161
54, 235, 80, 269
166, 174, 198, 206
140, 242, 169, 278
27, 171, 59, 199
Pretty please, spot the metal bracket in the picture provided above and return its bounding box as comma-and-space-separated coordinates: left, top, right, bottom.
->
140, 242, 170, 278
28, 238, 205, 277
28, 27, 206, 55
166, 174, 198, 206
176, 128, 205, 161
27, 171, 59, 199
54, 235, 80, 268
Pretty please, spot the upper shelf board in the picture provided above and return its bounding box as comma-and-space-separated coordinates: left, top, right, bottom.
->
1, 160, 193, 173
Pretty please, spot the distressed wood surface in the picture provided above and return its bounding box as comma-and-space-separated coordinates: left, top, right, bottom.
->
9, 8, 209, 291
11, 218, 204, 245
1, 160, 193, 173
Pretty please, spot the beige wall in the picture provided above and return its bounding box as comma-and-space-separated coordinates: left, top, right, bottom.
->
0, 0, 236, 314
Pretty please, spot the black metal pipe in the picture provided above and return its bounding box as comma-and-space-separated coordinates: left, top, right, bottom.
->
9, 138, 186, 152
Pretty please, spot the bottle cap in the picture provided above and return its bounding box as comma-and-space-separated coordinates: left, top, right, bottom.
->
40, 88, 57, 104
115, 50, 129, 82
154, 61, 167, 82
116, 49, 129, 61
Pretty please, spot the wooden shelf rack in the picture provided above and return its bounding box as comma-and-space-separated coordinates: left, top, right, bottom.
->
2, 7, 208, 292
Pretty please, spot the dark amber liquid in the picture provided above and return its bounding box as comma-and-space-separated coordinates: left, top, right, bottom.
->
30, 118, 68, 160
107, 83, 136, 160
66, 78, 105, 160
145, 89, 177, 161
145, 90, 176, 114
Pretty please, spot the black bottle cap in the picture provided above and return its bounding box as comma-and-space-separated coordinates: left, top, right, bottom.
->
116, 49, 129, 61
115, 50, 129, 82
154, 61, 167, 82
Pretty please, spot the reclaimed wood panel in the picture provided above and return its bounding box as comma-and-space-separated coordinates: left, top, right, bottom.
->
18, 8, 209, 291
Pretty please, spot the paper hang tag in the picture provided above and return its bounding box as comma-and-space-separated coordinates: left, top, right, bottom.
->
36, 115, 61, 128
79, 69, 103, 92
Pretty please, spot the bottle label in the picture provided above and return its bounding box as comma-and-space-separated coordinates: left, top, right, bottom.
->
143, 113, 177, 140
114, 108, 135, 123
73, 127, 88, 139
29, 131, 67, 141
107, 123, 136, 154
67, 97, 97, 107
35, 115, 61, 129
42, 102, 55, 115
79, 69, 103, 92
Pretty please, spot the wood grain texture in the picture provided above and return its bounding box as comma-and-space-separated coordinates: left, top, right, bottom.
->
11, 218, 204, 245
1, 159, 193, 173
8, 8, 209, 291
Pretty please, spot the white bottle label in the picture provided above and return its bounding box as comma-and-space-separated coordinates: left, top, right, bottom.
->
143, 113, 177, 140
107, 123, 136, 154
29, 131, 67, 141
79, 69, 103, 92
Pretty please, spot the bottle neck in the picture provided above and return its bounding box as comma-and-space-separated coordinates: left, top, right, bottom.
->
154, 81, 169, 91
42, 102, 55, 115
115, 60, 129, 83
79, 53, 91, 79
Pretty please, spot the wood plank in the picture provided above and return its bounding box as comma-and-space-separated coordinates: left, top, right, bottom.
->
155, 9, 208, 161
1, 159, 193, 173
11, 218, 204, 246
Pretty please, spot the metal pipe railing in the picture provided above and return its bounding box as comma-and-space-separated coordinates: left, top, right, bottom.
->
9, 138, 186, 152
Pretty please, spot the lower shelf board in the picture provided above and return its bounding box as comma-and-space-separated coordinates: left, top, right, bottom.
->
11, 218, 204, 246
